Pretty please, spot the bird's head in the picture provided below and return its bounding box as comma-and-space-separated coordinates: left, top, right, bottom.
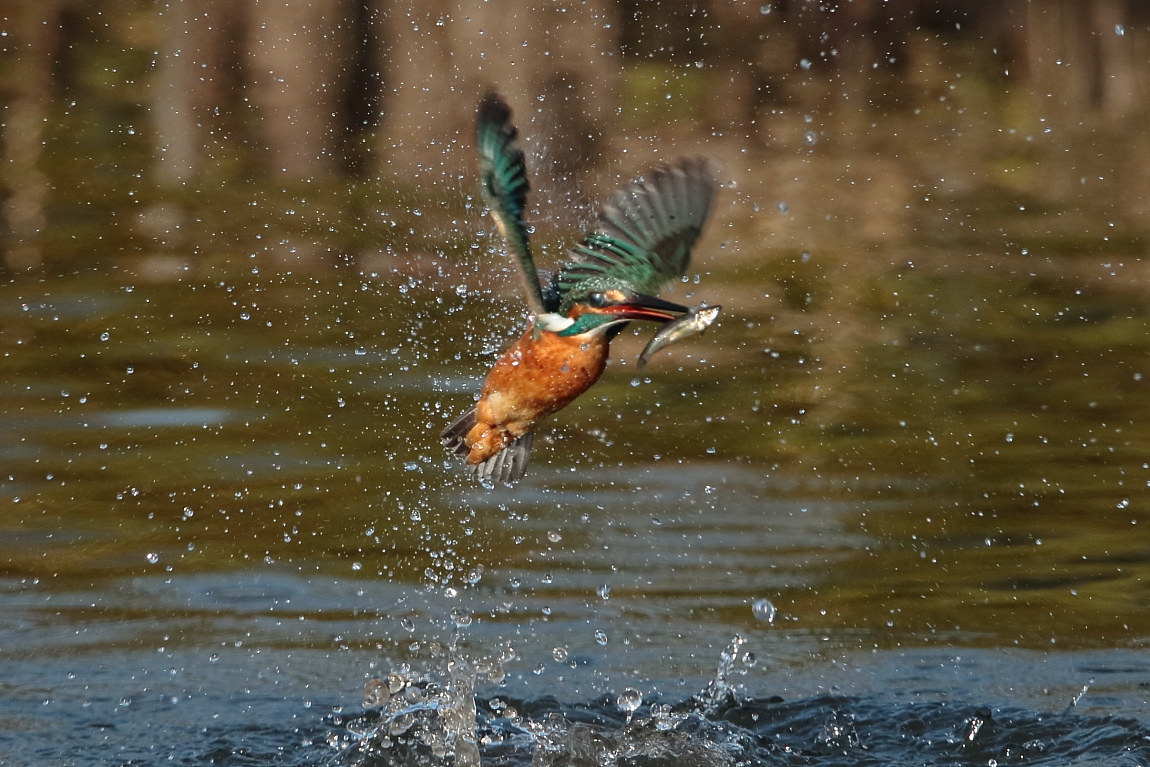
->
555, 282, 686, 337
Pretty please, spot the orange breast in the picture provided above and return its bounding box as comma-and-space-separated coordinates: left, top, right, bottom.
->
463, 326, 609, 463
479, 327, 609, 433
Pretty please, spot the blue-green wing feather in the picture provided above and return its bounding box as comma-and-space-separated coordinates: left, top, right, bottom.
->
475, 93, 547, 315
556, 157, 717, 311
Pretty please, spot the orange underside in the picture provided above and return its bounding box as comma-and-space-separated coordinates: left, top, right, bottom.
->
464, 326, 609, 465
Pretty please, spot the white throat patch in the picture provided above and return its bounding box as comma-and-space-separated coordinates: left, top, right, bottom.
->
533, 313, 575, 333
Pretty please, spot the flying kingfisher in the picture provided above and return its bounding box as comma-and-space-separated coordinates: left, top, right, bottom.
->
440, 92, 718, 484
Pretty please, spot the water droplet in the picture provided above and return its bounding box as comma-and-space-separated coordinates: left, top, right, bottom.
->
596, 584, 611, 600
363, 678, 390, 707
752, 598, 777, 624
1115, 24, 1125, 36
551, 646, 568, 663
450, 607, 472, 627
803, 130, 818, 146
145, 552, 159, 564
388, 712, 415, 736
594, 630, 608, 646
617, 687, 642, 715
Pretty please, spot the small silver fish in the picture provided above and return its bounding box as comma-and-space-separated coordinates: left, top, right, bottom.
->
637, 304, 722, 370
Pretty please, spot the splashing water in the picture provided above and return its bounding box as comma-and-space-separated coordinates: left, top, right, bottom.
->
320, 635, 1150, 767
341, 635, 500, 766
692, 634, 748, 716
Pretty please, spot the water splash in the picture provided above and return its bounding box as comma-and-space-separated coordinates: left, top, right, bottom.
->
751, 598, 776, 624
328, 637, 1150, 767
691, 634, 747, 716
340, 635, 503, 766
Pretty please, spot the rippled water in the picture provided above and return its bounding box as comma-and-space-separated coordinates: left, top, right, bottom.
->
4, 232, 1150, 764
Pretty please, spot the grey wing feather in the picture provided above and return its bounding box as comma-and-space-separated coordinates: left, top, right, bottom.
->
440, 407, 534, 484
440, 407, 476, 457
472, 432, 533, 485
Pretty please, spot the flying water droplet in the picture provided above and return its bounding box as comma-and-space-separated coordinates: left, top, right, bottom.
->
363, 678, 390, 707
617, 687, 642, 721
752, 598, 777, 624
386, 672, 406, 694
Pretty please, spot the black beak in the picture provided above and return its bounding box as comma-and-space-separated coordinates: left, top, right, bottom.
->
601, 292, 688, 322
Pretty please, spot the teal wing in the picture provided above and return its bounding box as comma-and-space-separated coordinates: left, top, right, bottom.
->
475, 92, 547, 316
556, 157, 717, 311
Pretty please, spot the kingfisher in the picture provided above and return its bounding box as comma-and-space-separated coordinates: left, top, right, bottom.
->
440, 92, 717, 484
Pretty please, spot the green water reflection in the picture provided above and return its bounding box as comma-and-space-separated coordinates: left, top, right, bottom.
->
3, 233, 1148, 659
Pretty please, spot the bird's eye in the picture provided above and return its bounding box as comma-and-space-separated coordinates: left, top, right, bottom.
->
588, 292, 610, 308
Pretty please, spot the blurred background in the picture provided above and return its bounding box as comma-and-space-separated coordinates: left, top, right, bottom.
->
2, 2, 1150, 765
2, 0, 1148, 271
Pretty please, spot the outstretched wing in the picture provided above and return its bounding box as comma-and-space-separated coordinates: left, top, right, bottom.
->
475, 92, 547, 316
555, 157, 717, 310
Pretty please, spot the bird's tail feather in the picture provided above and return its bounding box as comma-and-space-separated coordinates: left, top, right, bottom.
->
440, 407, 534, 484
440, 407, 476, 457
474, 431, 533, 485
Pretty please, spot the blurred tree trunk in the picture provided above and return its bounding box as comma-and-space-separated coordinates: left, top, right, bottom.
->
151, 0, 245, 187
376, 0, 620, 183
1018, 0, 1145, 124
246, 0, 356, 178
0, 0, 61, 270
144, 0, 245, 255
